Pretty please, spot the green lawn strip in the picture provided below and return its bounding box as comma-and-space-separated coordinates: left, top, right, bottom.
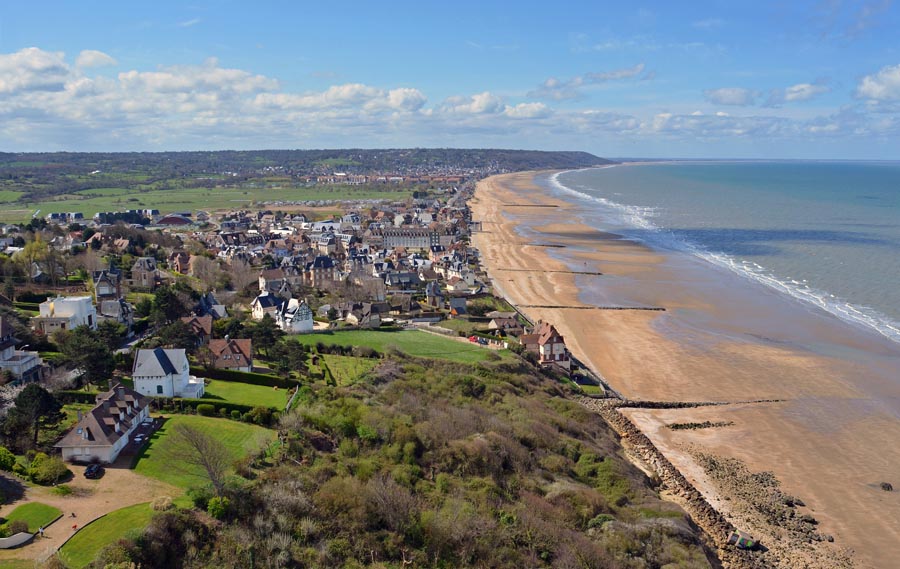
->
321, 354, 378, 385
292, 329, 497, 363
133, 415, 273, 490
201, 379, 288, 409
0, 559, 35, 569
57, 502, 154, 569
2, 502, 63, 532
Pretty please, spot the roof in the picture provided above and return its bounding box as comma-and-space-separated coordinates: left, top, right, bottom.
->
55, 384, 148, 450
133, 347, 186, 377
208, 338, 253, 367
181, 315, 213, 336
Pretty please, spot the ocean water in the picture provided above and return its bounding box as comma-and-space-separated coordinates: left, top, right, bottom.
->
549, 161, 900, 344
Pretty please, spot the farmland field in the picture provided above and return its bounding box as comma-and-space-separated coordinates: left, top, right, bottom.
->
0, 184, 413, 223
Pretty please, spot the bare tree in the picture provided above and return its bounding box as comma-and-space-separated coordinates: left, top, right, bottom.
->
190, 256, 220, 292
229, 257, 258, 293
166, 423, 231, 496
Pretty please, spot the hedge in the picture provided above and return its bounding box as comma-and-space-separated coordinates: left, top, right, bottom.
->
190, 366, 299, 389
156, 398, 258, 416
56, 390, 100, 404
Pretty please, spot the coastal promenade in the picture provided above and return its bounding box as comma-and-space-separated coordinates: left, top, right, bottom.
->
470, 171, 900, 569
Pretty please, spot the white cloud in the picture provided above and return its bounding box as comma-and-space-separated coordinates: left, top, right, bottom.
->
692, 18, 724, 29
0, 47, 71, 93
177, 18, 202, 28
503, 102, 550, 119
703, 87, 757, 106
857, 64, 900, 101
76, 50, 117, 68
529, 64, 647, 100
439, 92, 505, 114
783, 83, 830, 102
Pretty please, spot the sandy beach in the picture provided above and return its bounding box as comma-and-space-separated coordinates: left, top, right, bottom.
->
471, 171, 900, 569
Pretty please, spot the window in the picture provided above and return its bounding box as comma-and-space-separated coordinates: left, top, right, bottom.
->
156, 385, 163, 394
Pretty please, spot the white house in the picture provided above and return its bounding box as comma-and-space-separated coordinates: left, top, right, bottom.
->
33, 296, 97, 334
250, 291, 285, 321
276, 298, 314, 333
0, 317, 43, 382
55, 384, 150, 464
132, 347, 204, 398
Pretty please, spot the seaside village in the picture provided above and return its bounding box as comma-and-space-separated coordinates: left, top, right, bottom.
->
0, 175, 593, 551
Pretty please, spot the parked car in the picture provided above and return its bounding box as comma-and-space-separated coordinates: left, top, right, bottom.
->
84, 463, 104, 479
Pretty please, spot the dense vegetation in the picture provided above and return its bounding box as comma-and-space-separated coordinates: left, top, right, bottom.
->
87, 353, 710, 569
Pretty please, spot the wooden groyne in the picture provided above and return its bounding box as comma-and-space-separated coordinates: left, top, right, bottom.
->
493, 268, 604, 276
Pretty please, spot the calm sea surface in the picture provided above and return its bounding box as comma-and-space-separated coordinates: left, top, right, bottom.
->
551, 161, 900, 343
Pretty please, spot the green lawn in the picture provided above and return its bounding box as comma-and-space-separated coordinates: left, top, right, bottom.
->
58, 502, 154, 569
320, 354, 378, 385
292, 329, 501, 363
133, 415, 273, 490
201, 379, 289, 409
0, 189, 24, 203
2, 502, 62, 532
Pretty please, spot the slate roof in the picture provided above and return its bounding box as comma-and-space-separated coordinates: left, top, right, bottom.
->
133, 347, 185, 376
55, 384, 148, 450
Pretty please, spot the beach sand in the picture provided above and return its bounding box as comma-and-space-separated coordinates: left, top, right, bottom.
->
471, 172, 900, 569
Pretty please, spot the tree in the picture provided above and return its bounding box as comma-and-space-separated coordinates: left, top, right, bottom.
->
96, 319, 128, 351
58, 325, 116, 388
270, 341, 307, 377
3, 278, 14, 302
155, 320, 197, 353
166, 424, 231, 497
249, 314, 283, 357
190, 256, 220, 293
10, 384, 62, 447
151, 286, 187, 325
229, 258, 257, 294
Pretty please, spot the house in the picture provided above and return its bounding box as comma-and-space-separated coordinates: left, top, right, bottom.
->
180, 315, 213, 346
250, 291, 285, 321
33, 296, 98, 334
98, 299, 134, 333
168, 251, 191, 274
207, 338, 253, 372
132, 347, 204, 398
424, 280, 444, 307
131, 257, 160, 290
91, 268, 122, 302
55, 383, 150, 464
0, 317, 44, 382
488, 317, 524, 337
520, 321, 571, 372
276, 298, 314, 333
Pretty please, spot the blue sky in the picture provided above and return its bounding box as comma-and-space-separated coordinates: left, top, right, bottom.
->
1, 1, 899, 158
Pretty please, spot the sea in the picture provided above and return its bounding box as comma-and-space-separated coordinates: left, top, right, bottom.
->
547, 161, 900, 345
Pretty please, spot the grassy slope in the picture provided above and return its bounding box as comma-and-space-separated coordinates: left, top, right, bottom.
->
320, 354, 378, 385
292, 329, 498, 363
133, 415, 273, 490
58, 502, 154, 569
3, 502, 62, 532
201, 379, 289, 409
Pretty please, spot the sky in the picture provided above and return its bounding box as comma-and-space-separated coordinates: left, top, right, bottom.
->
1, 1, 899, 159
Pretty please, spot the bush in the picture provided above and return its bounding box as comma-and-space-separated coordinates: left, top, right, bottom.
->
230, 410, 242, 420
188, 486, 214, 510
196, 404, 216, 417
189, 366, 298, 389
152, 496, 174, 511
52, 484, 73, 496
8, 519, 28, 534
207, 496, 230, 520
0, 446, 16, 471
28, 453, 69, 485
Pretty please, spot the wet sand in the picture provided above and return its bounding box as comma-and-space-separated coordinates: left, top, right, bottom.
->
471, 172, 900, 569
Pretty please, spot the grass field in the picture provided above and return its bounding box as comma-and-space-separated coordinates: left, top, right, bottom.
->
133, 415, 273, 490
2, 502, 63, 532
320, 354, 379, 385
201, 379, 288, 409
57, 502, 154, 569
0, 190, 24, 203
0, 184, 413, 223
291, 329, 500, 363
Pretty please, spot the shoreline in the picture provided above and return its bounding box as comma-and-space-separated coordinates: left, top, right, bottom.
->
470, 171, 900, 569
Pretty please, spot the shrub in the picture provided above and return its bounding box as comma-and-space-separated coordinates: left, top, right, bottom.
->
52, 484, 73, 496
207, 496, 230, 520
28, 453, 70, 485
188, 486, 214, 510
8, 519, 28, 534
152, 496, 174, 511
0, 446, 15, 471
196, 404, 216, 417
230, 410, 242, 420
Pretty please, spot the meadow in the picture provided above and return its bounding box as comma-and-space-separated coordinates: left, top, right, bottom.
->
0, 183, 413, 223
57, 502, 154, 569
201, 379, 289, 409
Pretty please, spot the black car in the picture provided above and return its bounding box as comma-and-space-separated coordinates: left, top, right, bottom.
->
84, 463, 104, 479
